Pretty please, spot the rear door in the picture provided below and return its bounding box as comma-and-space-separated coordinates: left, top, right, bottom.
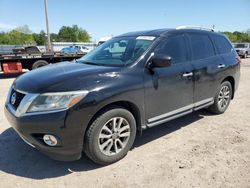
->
187, 33, 219, 109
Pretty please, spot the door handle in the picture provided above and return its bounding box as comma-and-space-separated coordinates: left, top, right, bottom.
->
182, 72, 193, 77
217, 64, 226, 69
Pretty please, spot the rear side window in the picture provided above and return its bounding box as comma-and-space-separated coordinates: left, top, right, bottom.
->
212, 35, 233, 54
154, 35, 187, 64
189, 34, 215, 60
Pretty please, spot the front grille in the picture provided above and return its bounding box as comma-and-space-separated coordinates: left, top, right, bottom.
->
9, 89, 26, 109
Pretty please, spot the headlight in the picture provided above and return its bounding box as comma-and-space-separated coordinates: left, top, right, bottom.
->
27, 90, 88, 112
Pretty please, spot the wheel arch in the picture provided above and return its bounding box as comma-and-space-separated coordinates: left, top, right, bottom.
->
86, 100, 142, 135
221, 76, 235, 99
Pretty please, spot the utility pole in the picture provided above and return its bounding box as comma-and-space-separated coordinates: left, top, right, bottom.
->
44, 0, 52, 52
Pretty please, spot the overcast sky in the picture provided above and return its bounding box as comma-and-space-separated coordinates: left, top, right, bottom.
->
0, 0, 249, 40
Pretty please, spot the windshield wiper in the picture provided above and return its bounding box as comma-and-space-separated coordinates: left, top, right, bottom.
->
77, 60, 100, 66
78, 60, 120, 67
84, 61, 101, 66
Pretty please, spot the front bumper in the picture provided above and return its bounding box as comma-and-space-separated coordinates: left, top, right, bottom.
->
236, 50, 245, 56
4, 103, 85, 161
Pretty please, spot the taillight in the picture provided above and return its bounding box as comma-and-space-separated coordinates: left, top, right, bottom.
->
236, 56, 241, 64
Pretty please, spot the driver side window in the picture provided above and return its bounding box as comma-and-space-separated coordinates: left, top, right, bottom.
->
154, 35, 188, 64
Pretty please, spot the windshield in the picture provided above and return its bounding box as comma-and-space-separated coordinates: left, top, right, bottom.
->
234, 43, 248, 48
78, 36, 155, 66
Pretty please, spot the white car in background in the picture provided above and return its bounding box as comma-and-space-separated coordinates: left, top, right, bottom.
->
97, 36, 112, 46
75, 45, 91, 53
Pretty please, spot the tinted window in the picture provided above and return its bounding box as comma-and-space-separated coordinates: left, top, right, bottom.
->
189, 34, 215, 60
79, 37, 154, 66
213, 35, 233, 54
154, 35, 187, 64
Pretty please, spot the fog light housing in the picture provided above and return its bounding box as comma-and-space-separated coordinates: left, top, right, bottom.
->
43, 134, 58, 146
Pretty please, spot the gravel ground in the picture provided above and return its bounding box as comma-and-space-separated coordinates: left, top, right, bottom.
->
0, 59, 250, 188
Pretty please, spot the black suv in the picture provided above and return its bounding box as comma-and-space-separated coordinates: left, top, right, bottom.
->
5, 27, 240, 165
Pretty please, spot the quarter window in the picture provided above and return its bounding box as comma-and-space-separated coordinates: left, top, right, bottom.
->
189, 34, 215, 60
212, 35, 233, 54
154, 35, 188, 64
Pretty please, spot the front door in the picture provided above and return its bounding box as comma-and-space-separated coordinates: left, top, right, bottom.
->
144, 34, 194, 127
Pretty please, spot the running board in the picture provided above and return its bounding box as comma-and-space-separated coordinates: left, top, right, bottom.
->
146, 98, 214, 128
147, 109, 192, 128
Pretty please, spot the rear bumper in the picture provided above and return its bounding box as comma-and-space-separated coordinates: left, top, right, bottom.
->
4, 103, 85, 161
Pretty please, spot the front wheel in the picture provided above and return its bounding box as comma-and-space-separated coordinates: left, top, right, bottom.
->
84, 107, 136, 165
208, 81, 232, 114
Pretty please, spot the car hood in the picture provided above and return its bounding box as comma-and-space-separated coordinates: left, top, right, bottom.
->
13, 61, 121, 93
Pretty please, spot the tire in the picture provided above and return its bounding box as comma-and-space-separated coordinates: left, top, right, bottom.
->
208, 81, 232, 114
84, 107, 136, 165
32, 60, 49, 70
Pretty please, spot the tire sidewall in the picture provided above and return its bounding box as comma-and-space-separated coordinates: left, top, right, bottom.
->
214, 81, 232, 113
32, 60, 48, 69
88, 108, 136, 164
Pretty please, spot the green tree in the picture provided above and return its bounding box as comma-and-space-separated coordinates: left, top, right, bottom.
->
50, 33, 58, 42
33, 30, 46, 45
7, 30, 35, 45
58, 26, 77, 42
15, 25, 32, 34
223, 31, 250, 43
58, 25, 91, 42
0, 32, 9, 44
0, 25, 35, 45
78, 29, 91, 42
223, 32, 238, 42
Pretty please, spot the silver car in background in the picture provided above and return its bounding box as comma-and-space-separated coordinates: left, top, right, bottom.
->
233, 43, 250, 58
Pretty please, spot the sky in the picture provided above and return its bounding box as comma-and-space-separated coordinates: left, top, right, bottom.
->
0, 0, 249, 41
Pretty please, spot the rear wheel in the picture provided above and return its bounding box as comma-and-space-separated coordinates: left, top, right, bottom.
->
84, 107, 136, 165
32, 60, 49, 70
243, 53, 247, 59
208, 81, 232, 114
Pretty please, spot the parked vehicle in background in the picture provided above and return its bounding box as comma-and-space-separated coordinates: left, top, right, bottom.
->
233, 43, 250, 58
61, 46, 79, 54
61, 45, 91, 54
51, 42, 96, 52
5, 27, 240, 165
0, 46, 85, 73
76, 45, 91, 53
97, 36, 112, 46
12, 46, 41, 54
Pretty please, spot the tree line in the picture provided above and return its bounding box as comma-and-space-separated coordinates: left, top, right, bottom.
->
0, 25, 250, 45
223, 30, 250, 43
0, 25, 91, 45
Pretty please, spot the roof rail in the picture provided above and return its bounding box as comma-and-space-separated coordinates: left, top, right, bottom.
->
176, 25, 215, 32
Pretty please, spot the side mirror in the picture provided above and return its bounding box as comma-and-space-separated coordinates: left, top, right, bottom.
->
148, 54, 172, 69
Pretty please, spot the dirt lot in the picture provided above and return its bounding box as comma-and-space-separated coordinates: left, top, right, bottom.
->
0, 59, 250, 188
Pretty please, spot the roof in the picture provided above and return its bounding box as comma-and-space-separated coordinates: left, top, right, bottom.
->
116, 28, 219, 38
116, 29, 174, 37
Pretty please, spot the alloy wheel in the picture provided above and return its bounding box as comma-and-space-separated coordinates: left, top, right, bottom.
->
98, 117, 131, 156
218, 85, 230, 110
